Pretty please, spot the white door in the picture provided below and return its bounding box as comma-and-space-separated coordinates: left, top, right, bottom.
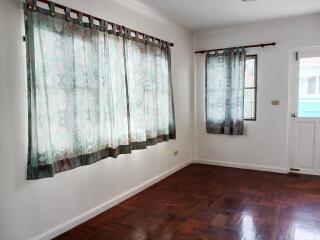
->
290, 48, 320, 175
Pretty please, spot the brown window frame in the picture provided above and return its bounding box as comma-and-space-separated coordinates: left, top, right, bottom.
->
244, 54, 258, 121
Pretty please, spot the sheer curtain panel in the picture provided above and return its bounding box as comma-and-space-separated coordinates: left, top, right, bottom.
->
125, 39, 175, 146
206, 49, 246, 135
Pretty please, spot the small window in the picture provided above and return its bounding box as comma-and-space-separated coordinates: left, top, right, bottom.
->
298, 58, 320, 117
244, 55, 257, 121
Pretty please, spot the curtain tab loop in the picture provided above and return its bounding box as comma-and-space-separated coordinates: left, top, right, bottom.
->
163, 41, 167, 49
27, 0, 37, 11
119, 26, 124, 36
112, 23, 117, 35
223, 49, 227, 56
134, 31, 139, 41
89, 16, 94, 28
100, 20, 106, 31
77, 12, 83, 24
105, 21, 109, 32
118, 25, 123, 36
26, 0, 35, 9
65, 7, 71, 21
125, 28, 131, 38
48, 2, 55, 16
233, 48, 237, 55
144, 35, 149, 44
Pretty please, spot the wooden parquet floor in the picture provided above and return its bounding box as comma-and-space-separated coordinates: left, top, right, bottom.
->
55, 164, 320, 240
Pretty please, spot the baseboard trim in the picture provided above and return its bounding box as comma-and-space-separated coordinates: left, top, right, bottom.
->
30, 161, 191, 240
194, 159, 289, 174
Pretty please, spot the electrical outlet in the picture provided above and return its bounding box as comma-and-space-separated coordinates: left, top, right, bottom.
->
174, 150, 178, 156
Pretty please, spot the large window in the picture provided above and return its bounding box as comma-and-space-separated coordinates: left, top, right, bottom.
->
244, 55, 257, 121
25, 2, 175, 179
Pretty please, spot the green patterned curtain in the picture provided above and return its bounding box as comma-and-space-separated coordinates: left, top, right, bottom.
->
25, 6, 175, 179
125, 39, 175, 146
206, 49, 246, 135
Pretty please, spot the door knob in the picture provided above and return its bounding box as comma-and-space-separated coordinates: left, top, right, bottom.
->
291, 113, 297, 118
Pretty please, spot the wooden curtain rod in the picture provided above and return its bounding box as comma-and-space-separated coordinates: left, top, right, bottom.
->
27, 0, 174, 47
195, 42, 276, 54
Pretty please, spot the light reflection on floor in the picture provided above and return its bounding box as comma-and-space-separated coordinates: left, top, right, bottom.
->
241, 213, 256, 240
293, 225, 320, 240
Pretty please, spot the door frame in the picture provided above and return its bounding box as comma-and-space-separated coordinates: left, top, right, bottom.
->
288, 46, 320, 175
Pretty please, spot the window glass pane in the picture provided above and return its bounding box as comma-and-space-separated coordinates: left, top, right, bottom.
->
244, 88, 256, 120
245, 57, 256, 88
298, 57, 320, 117
307, 76, 316, 94
244, 55, 257, 120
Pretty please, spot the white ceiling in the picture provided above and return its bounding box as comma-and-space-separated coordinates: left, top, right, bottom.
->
134, 0, 320, 31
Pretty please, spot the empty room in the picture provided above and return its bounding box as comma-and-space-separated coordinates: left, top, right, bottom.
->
1, 0, 320, 239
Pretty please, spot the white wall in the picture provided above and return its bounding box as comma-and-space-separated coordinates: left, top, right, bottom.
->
195, 14, 320, 172
2, 1, 320, 238
0, 0, 194, 239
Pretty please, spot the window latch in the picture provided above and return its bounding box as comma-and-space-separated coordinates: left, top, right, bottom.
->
291, 113, 297, 118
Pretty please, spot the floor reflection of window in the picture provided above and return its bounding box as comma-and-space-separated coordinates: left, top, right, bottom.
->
241, 214, 256, 240
293, 225, 320, 240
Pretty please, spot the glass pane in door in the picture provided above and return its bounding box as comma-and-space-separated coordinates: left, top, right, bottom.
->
298, 57, 320, 117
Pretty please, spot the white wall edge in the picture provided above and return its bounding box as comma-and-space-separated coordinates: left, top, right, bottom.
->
29, 160, 192, 240
194, 159, 289, 174
192, 32, 198, 162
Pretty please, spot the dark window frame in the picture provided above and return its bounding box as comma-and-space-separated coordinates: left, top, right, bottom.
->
244, 54, 258, 121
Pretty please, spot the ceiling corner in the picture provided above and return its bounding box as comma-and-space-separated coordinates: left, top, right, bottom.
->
112, 0, 174, 25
